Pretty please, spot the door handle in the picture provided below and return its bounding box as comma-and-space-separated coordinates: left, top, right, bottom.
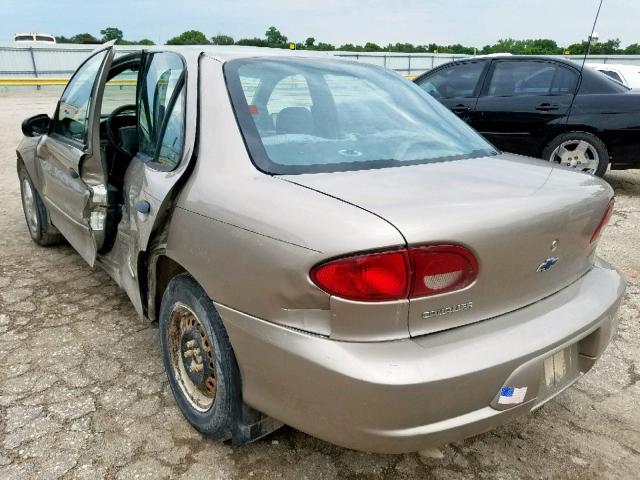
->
535, 103, 560, 112
134, 200, 151, 215
68, 167, 79, 179
452, 104, 471, 113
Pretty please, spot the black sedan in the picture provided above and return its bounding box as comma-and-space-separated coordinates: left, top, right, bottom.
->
414, 55, 640, 176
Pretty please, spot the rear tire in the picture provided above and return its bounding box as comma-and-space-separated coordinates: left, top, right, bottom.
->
159, 273, 239, 440
18, 165, 63, 246
542, 132, 609, 177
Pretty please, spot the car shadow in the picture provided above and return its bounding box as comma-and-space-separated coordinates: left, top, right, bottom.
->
604, 169, 640, 197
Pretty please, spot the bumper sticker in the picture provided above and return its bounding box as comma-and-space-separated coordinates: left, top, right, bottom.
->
498, 386, 528, 405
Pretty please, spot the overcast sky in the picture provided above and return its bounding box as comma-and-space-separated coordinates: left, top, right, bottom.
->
2, 0, 637, 47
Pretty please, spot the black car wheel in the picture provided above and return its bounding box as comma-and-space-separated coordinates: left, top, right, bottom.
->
18, 165, 63, 246
542, 132, 609, 177
159, 273, 239, 439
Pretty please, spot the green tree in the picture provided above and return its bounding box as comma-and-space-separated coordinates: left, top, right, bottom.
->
100, 27, 123, 42
592, 38, 622, 54
211, 34, 234, 45
71, 33, 100, 44
265, 26, 287, 47
363, 42, 382, 52
136, 39, 155, 45
166, 30, 210, 45
54, 35, 73, 44
305, 37, 316, 49
625, 43, 640, 54
316, 42, 335, 51
338, 43, 363, 51
236, 37, 268, 47
566, 41, 587, 55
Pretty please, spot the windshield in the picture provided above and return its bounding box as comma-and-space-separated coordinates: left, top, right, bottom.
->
224, 58, 497, 174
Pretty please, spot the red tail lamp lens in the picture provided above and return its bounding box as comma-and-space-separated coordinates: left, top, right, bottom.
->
590, 198, 615, 244
311, 245, 478, 302
310, 250, 410, 302
409, 245, 479, 298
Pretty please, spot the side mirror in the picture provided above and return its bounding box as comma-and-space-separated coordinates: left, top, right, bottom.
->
21, 114, 51, 137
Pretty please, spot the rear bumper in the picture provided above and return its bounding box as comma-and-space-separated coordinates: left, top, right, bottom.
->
217, 258, 626, 453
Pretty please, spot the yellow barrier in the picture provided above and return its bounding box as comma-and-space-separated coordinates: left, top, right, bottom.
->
1, 76, 417, 87
0, 78, 137, 87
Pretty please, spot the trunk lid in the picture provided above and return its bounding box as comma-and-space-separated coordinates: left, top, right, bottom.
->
283, 153, 613, 336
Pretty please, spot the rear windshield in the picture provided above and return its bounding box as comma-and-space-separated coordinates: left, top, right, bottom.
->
224, 58, 497, 174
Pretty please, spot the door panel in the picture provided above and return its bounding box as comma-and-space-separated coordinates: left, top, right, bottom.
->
415, 60, 488, 124
36, 43, 115, 266
473, 60, 577, 157
106, 51, 194, 317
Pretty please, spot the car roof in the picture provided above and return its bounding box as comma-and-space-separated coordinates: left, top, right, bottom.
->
451, 54, 579, 67
142, 45, 336, 63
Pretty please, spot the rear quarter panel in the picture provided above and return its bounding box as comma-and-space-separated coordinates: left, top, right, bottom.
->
568, 93, 640, 168
165, 56, 408, 340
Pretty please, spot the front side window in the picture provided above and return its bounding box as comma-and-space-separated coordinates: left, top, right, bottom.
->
138, 52, 185, 165
225, 59, 497, 174
53, 50, 108, 143
417, 61, 486, 99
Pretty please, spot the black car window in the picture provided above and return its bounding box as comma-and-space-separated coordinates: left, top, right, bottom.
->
137, 52, 186, 169
579, 67, 630, 94
600, 70, 623, 83
487, 61, 577, 97
417, 61, 485, 99
53, 50, 109, 145
550, 65, 579, 95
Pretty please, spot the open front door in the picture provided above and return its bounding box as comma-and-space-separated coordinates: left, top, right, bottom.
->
35, 41, 116, 266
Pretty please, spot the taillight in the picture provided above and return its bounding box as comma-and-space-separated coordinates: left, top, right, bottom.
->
311, 245, 478, 302
409, 245, 479, 297
590, 198, 615, 244
310, 250, 410, 301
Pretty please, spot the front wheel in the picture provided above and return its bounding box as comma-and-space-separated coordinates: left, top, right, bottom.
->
18, 166, 63, 246
159, 274, 239, 439
542, 132, 609, 177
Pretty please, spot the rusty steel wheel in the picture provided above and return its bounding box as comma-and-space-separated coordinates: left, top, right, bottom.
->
160, 274, 238, 439
167, 302, 218, 412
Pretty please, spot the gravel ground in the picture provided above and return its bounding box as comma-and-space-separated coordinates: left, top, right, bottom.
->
0, 91, 638, 479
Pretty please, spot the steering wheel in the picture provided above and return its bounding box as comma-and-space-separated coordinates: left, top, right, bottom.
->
106, 104, 137, 157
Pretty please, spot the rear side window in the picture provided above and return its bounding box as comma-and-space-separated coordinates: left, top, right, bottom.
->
487, 61, 577, 97
417, 62, 486, 99
579, 67, 630, 94
550, 66, 579, 95
137, 52, 186, 169
600, 70, 623, 83
156, 87, 185, 170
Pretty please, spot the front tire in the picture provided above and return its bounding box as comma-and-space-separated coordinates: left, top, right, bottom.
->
159, 274, 239, 439
18, 166, 63, 246
542, 132, 609, 177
